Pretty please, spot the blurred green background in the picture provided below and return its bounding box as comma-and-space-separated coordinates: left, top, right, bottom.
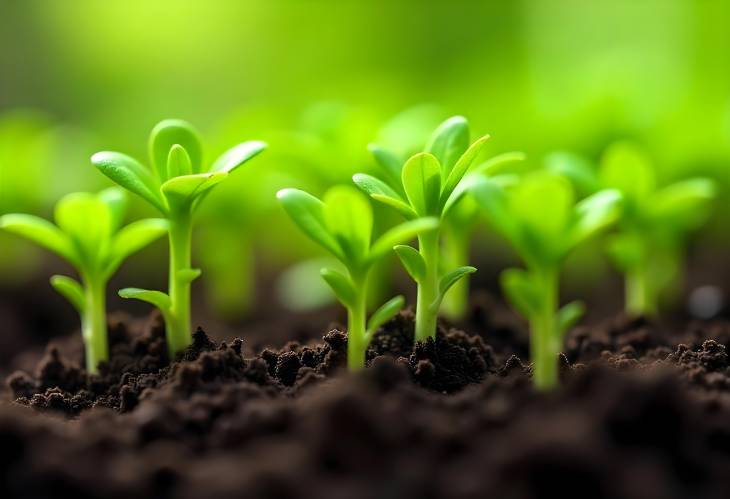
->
1, 0, 729, 348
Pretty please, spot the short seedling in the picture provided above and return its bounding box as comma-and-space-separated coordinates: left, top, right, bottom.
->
549, 144, 717, 316
92, 120, 266, 356
354, 116, 491, 341
0, 188, 166, 373
472, 171, 621, 389
277, 185, 438, 369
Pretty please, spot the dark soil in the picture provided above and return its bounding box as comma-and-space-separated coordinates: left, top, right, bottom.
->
3, 298, 730, 499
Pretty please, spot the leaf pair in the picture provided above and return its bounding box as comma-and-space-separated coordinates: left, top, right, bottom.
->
0, 188, 167, 297
472, 171, 622, 267
277, 185, 438, 274
355, 116, 491, 221
92, 120, 266, 214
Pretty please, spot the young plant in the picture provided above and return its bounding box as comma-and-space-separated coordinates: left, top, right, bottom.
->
277, 185, 438, 369
354, 116, 489, 340
0, 188, 166, 373
472, 171, 621, 390
548, 145, 717, 316
92, 120, 266, 355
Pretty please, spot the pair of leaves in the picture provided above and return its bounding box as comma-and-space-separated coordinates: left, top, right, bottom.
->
471, 172, 622, 266
93, 120, 266, 215
501, 268, 584, 337
354, 116, 491, 221
277, 186, 438, 272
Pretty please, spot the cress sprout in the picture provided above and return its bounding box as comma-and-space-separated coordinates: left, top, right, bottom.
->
92, 119, 266, 356
472, 171, 621, 389
353, 116, 492, 340
277, 185, 438, 369
0, 188, 166, 373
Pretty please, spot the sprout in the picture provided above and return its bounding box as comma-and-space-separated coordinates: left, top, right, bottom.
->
92, 120, 266, 355
0, 188, 166, 373
472, 172, 621, 389
277, 185, 438, 369
353, 116, 490, 341
549, 144, 717, 316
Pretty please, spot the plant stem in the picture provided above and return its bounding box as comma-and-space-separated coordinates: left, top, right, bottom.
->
415, 229, 440, 342
530, 267, 558, 390
81, 274, 108, 374
626, 267, 655, 317
440, 228, 470, 320
167, 211, 193, 356
347, 272, 369, 370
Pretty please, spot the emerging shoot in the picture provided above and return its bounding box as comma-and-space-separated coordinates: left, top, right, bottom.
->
0, 188, 166, 373
277, 185, 438, 369
472, 172, 621, 390
92, 120, 266, 356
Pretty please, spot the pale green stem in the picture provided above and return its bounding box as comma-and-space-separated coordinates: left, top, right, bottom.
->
626, 267, 656, 317
440, 229, 470, 320
415, 229, 440, 342
530, 267, 559, 390
167, 211, 193, 356
347, 271, 369, 370
81, 273, 108, 374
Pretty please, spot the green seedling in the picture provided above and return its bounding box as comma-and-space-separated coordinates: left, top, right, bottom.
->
0, 188, 166, 373
277, 185, 438, 369
549, 145, 717, 316
472, 171, 621, 390
92, 120, 266, 355
354, 116, 492, 340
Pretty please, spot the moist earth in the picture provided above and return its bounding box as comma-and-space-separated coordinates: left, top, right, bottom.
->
2, 300, 730, 499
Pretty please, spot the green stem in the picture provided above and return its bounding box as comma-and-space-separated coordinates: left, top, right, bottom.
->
626, 267, 655, 317
415, 229, 440, 342
530, 267, 559, 390
81, 274, 108, 374
440, 229, 470, 320
347, 272, 369, 370
167, 211, 193, 356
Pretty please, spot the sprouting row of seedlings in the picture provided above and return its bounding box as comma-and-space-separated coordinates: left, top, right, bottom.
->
0, 117, 717, 390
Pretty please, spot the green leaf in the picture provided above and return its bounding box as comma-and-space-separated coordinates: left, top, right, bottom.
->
50, 275, 85, 313
568, 189, 622, 248
440, 134, 490, 207
368, 144, 403, 193
106, 218, 168, 276
393, 244, 426, 282
648, 178, 716, 227
177, 268, 202, 283
437, 266, 477, 302
277, 188, 343, 260
370, 217, 439, 260
149, 119, 203, 179
501, 268, 541, 319
472, 151, 527, 176
119, 287, 172, 315
167, 144, 193, 178
545, 152, 599, 197
470, 177, 517, 243
0, 214, 77, 264
55, 192, 112, 264
161, 172, 229, 209
402, 152, 441, 216
556, 301, 585, 337
370, 194, 418, 220
98, 187, 128, 232
210, 140, 267, 174
323, 186, 372, 265
512, 172, 574, 244
353, 173, 404, 202
366, 295, 405, 336
425, 116, 469, 174
600, 142, 655, 202
607, 233, 645, 271
320, 267, 357, 307
91, 151, 167, 213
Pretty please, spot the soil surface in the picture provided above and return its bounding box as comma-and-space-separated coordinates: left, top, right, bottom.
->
3, 296, 730, 499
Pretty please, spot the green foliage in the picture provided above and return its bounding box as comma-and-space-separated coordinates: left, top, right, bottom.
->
0, 188, 166, 372
92, 119, 266, 356
354, 116, 496, 340
278, 185, 437, 369
472, 171, 621, 389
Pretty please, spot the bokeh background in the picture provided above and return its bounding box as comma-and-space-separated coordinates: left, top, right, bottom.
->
1, 0, 729, 359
